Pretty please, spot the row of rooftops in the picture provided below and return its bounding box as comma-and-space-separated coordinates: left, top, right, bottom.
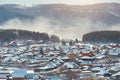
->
0, 40, 120, 79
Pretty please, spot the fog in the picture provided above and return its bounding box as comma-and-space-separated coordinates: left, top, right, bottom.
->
0, 17, 120, 40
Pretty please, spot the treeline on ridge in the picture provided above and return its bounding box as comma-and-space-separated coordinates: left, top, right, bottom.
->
0, 29, 60, 42
82, 31, 120, 43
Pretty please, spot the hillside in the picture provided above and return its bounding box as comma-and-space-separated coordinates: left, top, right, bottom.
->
82, 31, 120, 43
0, 3, 120, 26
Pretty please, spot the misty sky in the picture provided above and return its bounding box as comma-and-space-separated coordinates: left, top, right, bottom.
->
0, 0, 120, 5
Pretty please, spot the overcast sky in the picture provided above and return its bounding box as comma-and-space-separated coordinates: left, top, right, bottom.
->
0, 0, 120, 5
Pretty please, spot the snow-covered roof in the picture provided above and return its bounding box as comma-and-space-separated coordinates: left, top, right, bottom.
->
27, 70, 34, 74
81, 56, 93, 59
63, 62, 78, 68
24, 52, 33, 56
92, 67, 105, 71
95, 69, 108, 74
110, 66, 120, 71
12, 69, 27, 78
109, 53, 118, 55
95, 53, 105, 59
112, 71, 120, 76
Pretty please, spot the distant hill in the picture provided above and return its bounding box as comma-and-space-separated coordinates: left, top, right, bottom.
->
0, 29, 60, 42
0, 3, 120, 26
82, 31, 120, 43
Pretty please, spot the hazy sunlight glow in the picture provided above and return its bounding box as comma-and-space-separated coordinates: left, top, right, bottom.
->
0, 0, 120, 5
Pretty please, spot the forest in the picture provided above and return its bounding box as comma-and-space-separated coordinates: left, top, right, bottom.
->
0, 29, 60, 42
82, 31, 120, 43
